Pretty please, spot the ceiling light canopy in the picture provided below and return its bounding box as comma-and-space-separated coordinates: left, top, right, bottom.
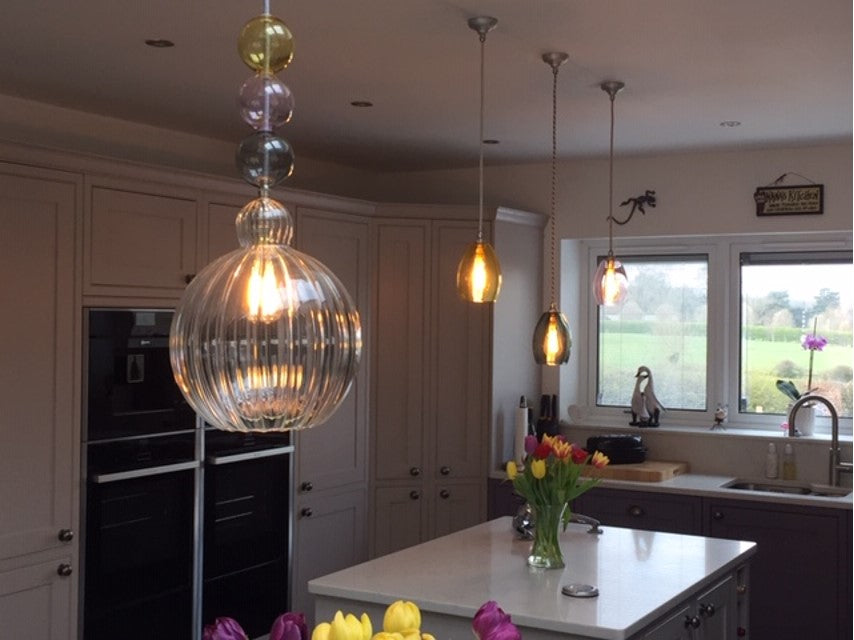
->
532, 52, 571, 366
456, 15, 502, 304
170, 2, 362, 433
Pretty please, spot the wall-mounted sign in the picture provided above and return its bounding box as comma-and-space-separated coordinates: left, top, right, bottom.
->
754, 184, 823, 216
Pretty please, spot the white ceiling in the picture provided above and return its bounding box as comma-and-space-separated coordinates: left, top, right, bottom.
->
1, 0, 851, 171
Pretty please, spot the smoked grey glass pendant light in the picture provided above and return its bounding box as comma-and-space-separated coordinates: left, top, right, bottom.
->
169, 0, 362, 433
592, 80, 629, 307
532, 52, 571, 366
456, 16, 502, 303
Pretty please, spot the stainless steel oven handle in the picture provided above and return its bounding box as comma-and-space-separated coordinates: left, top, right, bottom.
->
206, 445, 294, 465
92, 460, 200, 484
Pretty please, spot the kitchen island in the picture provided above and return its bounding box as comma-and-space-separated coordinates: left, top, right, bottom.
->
309, 517, 756, 639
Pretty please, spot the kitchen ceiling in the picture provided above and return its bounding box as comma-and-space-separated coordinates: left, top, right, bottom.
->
1, 0, 851, 172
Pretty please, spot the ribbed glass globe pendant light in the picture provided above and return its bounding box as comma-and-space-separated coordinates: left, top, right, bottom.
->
169, 2, 361, 433
592, 81, 629, 307
456, 16, 502, 303
532, 52, 571, 366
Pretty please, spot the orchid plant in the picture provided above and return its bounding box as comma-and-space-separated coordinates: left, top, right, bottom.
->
776, 318, 828, 402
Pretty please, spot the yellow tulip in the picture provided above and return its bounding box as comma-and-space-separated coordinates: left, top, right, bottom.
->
506, 460, 518, 480
421, 635, 436, 640
312, 622, 331, 640
371, 634, 404, 640
383, 600, 421, 634
531, 458, 547, 479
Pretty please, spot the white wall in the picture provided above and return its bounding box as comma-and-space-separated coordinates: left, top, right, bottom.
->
372, 142, 853, 401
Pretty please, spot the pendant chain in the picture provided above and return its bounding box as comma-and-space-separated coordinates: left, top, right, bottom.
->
549, 63, 558, 306
607, 90, 615, 256
477, 32, 486, 242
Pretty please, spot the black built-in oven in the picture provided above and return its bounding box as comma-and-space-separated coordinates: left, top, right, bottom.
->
202, 429, 293, 638
83, 309, 293, 640
83, 432, 199, 640
85, 309, 195, 442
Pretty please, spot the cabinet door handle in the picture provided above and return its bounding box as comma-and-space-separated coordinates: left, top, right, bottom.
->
301, 481, 313, 492
684, 615, 701, 629
736, 584, 747, 596
699, 603, 715, 617
439, 489, 450, 499
301, 507, 313, 518
57, 563, 73, 577
628, 505, 645, 517
409, 466, 421, 477
440, 466, 451, 476
713, 510, 724, 520
409, 490, 421, 500
58, 528, 74, 543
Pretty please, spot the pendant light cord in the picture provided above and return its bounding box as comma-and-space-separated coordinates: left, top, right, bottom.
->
607, 89, 615, 257
477, 30, 486, 243
548, 63, 558, 307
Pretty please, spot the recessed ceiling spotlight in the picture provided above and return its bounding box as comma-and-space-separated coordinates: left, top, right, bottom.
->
719, 120, 741, 127
350, 100, 373, 107
145, 38, 175, 48
483, 139, 500, 144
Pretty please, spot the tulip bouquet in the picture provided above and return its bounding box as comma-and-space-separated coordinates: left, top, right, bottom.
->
202, 600, 445, 640
506, 433, 609, 568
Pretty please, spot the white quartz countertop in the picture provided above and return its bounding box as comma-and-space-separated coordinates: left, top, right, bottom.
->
489, 470, 853, 510
309, 517, 756, 639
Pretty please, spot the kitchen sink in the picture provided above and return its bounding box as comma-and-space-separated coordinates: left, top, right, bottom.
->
722, 479, 852, 498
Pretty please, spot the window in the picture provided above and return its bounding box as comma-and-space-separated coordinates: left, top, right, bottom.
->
739, 251, 853, 420
579, 233, 853, 433
597, 255, 708, 411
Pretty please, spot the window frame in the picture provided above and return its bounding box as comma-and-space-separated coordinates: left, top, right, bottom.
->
575, 231, 852, 436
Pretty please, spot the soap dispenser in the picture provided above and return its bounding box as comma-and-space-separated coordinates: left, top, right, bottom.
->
765, 443, 778, 479
782, 443, 797, 480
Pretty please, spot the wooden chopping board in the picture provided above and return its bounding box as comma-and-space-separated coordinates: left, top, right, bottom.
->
580, 460, 689, 482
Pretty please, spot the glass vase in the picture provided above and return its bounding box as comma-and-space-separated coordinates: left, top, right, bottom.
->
527, 503, 567, 569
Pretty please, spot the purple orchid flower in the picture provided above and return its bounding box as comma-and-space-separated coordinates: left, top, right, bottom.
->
202, 617, 248, 640
270, 612, 308, 640
802, 333, 827, 351
524, 434, 538, 455
472, 601, 521, 640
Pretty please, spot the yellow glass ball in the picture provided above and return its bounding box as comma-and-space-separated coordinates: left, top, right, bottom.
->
238, 15, 294, 72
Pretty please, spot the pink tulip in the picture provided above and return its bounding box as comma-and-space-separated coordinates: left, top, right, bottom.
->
472, 601, 521, 640
203, 617, 248, 640
270, 612, 308, 640
524, 435, 538, 455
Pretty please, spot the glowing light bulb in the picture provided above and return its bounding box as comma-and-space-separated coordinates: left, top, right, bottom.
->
247, 256, 286, 322
593, 255, 628, 307
545, 316, 562, 364
470, 248, 488, 302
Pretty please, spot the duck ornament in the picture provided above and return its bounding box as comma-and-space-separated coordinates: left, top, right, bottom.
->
630, 365, 664, 427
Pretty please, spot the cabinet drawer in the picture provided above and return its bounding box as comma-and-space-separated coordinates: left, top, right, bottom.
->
575, 488, 701, 534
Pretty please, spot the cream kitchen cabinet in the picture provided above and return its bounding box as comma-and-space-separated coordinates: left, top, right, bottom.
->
84, 177, 199, 298
370, 217, 490, 557
0, 165, 79, 638
291, 208, 371, 619
82, 177, 269, 302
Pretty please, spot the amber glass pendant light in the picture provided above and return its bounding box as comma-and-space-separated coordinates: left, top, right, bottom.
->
532, 52, 571, 366
456, 16, 502, 303
169, 1, 361, 433
592, 80, 630, 307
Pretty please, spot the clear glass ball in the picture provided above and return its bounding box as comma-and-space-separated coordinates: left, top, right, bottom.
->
238, 72, 294, 131
236, 131, 294, 188
170, 197, 362, 432
238, 14, 294, 72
